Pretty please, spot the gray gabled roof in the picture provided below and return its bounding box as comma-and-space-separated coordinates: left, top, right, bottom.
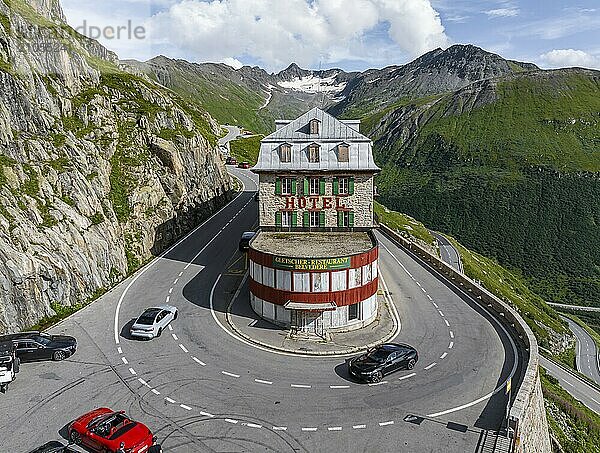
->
263, 107, 370, 142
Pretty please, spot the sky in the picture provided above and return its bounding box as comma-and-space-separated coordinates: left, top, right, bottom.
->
60, 0, 600, 72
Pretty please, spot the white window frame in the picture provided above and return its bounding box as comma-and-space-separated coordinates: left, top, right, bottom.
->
281, 178, 293, 195
294, 272, 310, 292
280, 144, 292, 163
275, 269, 292, 291
362, 264, 373, 284
339, 177, 349, 195
341, 211, 350, 227
309, 177, 320, 196
281, 211, 292, 227
331, 270, 347, 291
308, 145, 320, 163
312, 272, 329, 293
309, 211, 320, 227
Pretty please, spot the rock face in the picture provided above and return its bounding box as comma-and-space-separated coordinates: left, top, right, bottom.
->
0, 0, 232, 333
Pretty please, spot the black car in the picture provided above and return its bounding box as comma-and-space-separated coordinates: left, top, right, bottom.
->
1, 331, 77, 362
254, 192, 259, 202
347, 343, 418, 383
239, 231, 256, 251
28, 441, 79, 453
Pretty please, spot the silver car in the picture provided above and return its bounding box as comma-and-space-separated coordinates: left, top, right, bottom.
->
130, 305, 178, 339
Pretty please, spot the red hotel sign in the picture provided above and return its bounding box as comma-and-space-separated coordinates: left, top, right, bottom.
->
285, 196, 347, 210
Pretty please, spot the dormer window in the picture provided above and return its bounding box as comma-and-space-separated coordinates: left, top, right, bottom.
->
338, 143, 349, 162
309, 119, 320, 135
280, 143, 292, 163
308, 144, 320, 163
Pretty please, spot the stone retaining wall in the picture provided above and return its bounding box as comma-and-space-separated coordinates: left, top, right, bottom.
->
380, 225, 551, 453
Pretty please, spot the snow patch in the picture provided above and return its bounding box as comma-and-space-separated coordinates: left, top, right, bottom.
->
277, 74, 346, 94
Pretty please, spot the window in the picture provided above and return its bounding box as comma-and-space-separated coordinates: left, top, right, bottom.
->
309, 178, 320, 196
348, 303, 359, 321
310, 211, 320, 227
312, 272, 329, 292
308, 144, 320, 163
251, 261, 263, 284
348, 268, 362, 288
294, 272, 310, 292
331, 270, 347, 291
263, 267, 275, 288
338, 211, 354, 228
276, 269, 292, 291
338, 144, 349, 162
281, 178, 293, 195
281, 211, 292, 227
363, 264, 373, 284
280, 144, 292, 163
339, 177, 349, 195
310, 119, 320, 135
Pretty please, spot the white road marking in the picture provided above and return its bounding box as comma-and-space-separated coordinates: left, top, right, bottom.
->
379, 421, 394, 426
178, 272, 183, 277
449, 331, 454, 339
180, 404, 192, 411
246, 423, 262, 429
353, 424, 366, 429
165, 397, 176, 404
398, 373, 416, 380
291, 384, 312, 388
444, 319, 450, 327
368, 381, 388, 386
151, 389, 160, 395
273, 426, 287, 431
424, 363, 437, 370
328, 427, 342, 431
128, 368, 136, 375
564, 380, 574, 387
117, 347, 122, 354
248, 319, 258, 327
438, 310, 445, 317
302, 427, 317, 432
138, 378, 150, 387
222, 371, 240, 378
427, 295, 433, 301
449, 341, 454, 349
421, 287, 427, 293
121, 357, 128, 365
254, 379, 273, 385
192, 357, 206, 366
200, 411, 215, 418
171, 334, 178, 340
168, 325, 173, 331
173, 278, 179, 285
440, 352, 448, 359
179, 344, 189, 353
432, 302, 439, 309
330, 385, 350, 389
416, 282, 421, 287
225, 419, 238, 424
591, 397, 600, 405
168, 288, 173, 294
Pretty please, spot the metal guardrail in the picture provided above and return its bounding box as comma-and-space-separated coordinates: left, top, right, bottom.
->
379, 224, 547, 453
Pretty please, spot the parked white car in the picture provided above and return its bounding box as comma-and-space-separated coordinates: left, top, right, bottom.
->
130, 305, 178, 339
0, 340, 19, 394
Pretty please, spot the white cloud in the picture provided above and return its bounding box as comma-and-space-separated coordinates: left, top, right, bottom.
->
539, 49, 600, 69
221, 57, 244, 70
485, 8, 519, 18
146, 0, 449, 70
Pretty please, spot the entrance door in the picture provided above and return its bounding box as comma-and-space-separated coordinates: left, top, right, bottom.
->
298, 311, 320, 334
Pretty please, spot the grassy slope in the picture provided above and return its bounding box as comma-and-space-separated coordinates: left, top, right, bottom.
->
373, 71, 600, 310
229, 135, 263, 165
374, 201, 435, 246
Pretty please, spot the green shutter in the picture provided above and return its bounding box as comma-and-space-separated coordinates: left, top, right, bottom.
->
303, 211, 309, 227
333, 177, 339, 195
275, 211, 282, 227
337, 211, 343, 227
349, 177, 355, 195
303, 178, 309, 195
349, 211, 355, 228
319, 211, 325, 227
291, 179, 297, 195
292, 211, 298, 227
319, 177, 326, 195
275, 177, 282, 195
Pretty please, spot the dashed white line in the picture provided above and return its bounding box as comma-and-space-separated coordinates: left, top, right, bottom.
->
254, 379, 273, 385
121, 357, 128, 365
368, 381, 388, 386
424, 363, 437, 370
173, 278, 179, 285
151, 389, 160, 395
128, 368, 136, 375
444, 319, 450, 327
272, 426, 287, 431
246, 423, 262, 429
165, 397, 176, 404
117, 347, 122, 354
432, 302, 439, 309
302, 427, 317, 432
438, 310, 445, 317
449, 331, 455, 339
225, 419, 238, 424
591, 397, 600, 405
353, 424, 366, 429
192, 357, 206, 366
291, 384, 311, 388
398, 373, 416, 380
330, 385, 350, 389
421, 287, 427, 293
222, 371, 240, 378
449, 341, 454, 349
165, 296, 170, 303
427, 295, 433, 301
440, 352, 448, 359
171, 333, 178, 340
168, 288, 173, 294
179, 344, 189, 353
328, 427, 342, 431
379, 421, 394, 426
200, 411, 215, 418
178, 272, 183, 277
564, 380, 574, 387
180, 404, 192, 411
416, 282, 421, 287
138, 378, 150, 387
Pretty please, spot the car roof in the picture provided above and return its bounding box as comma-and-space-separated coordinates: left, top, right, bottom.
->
0, 331, 43, 341
242, 231, 256, 238
377, 343, 415, 351
148, 305, 176, 312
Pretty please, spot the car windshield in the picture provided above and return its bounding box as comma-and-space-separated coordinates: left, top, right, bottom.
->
34, 336, 51, 345
137, 309, 160, 325
366, 348, 390, 363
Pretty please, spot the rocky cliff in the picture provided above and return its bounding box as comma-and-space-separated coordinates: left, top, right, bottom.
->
0, 0, 232, 333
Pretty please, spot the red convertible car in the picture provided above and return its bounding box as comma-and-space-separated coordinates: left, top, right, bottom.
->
69, 408, 157, 453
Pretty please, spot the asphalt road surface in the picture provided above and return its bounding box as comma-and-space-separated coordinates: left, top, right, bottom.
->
218, 125, 242, 147
0, 168, 519, 453
431, 232, 463, 273
561, 316, 600, 385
